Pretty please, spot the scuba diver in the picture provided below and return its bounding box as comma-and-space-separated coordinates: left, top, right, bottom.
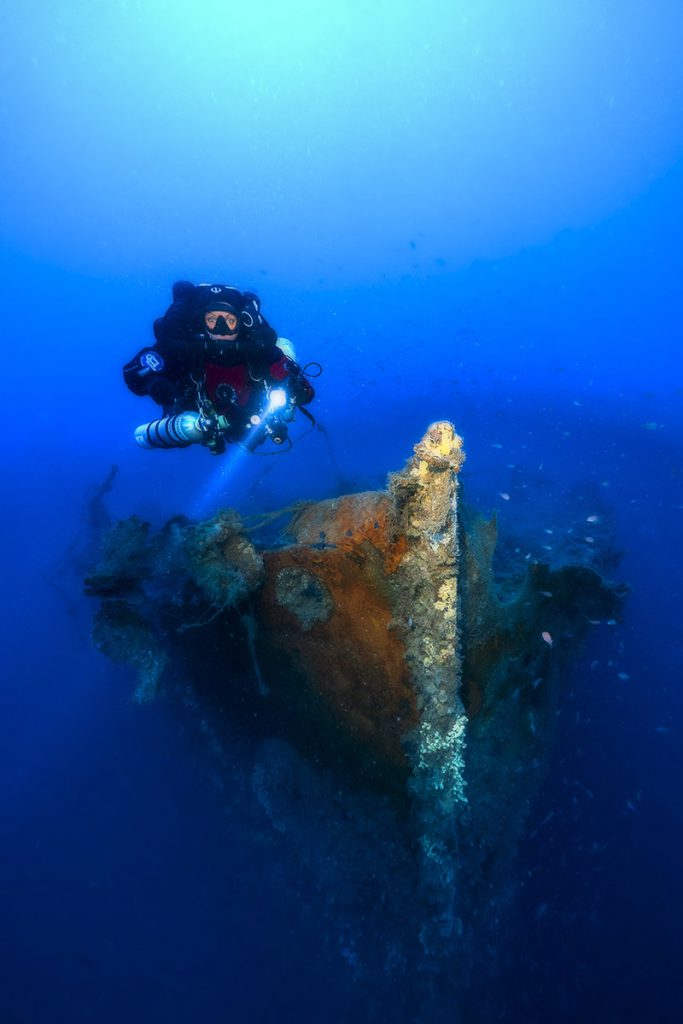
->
123, 280, 316, 455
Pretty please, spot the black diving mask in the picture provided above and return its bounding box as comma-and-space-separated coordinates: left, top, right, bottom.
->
204, 309, 240, 338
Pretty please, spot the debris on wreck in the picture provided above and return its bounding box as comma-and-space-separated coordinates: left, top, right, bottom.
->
85, 421, 626, 981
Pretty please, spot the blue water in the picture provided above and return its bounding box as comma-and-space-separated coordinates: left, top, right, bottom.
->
2, 2, 683, 1021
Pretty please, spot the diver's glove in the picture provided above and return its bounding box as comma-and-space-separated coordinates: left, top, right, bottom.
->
197, 412, 229, 456
284, 363, 315, 405
203, 433, 227, 456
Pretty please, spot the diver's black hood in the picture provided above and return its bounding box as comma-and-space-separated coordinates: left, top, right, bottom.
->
193, 284, 245, 318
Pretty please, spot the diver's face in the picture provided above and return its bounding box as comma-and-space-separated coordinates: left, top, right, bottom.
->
204, 309, 240, 341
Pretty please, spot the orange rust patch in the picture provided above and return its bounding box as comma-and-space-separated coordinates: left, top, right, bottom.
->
288, 492, 407, 572
257, 538, 417, 770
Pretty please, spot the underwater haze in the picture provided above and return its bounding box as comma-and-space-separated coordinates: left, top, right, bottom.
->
2, 1, 683, 1022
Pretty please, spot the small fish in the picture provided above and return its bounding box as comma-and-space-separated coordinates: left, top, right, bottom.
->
541, 631, 553, 647
539, 591, 553, 598
543, 528, 554, 534
584, 536, 595, 544
586, 515, 600, 523
534, 903, 548, 920
491, 443, 503, 449
641, 421, 659, 430
498, 492, 511, 501
617, 672, 630, 681
654, 726, 671, 734
531, 677, 543, 689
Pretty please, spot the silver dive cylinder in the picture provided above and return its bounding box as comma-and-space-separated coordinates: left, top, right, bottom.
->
134, 411, 207, 450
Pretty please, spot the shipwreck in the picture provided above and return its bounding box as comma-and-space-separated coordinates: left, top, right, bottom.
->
86, 422, 625, 1006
